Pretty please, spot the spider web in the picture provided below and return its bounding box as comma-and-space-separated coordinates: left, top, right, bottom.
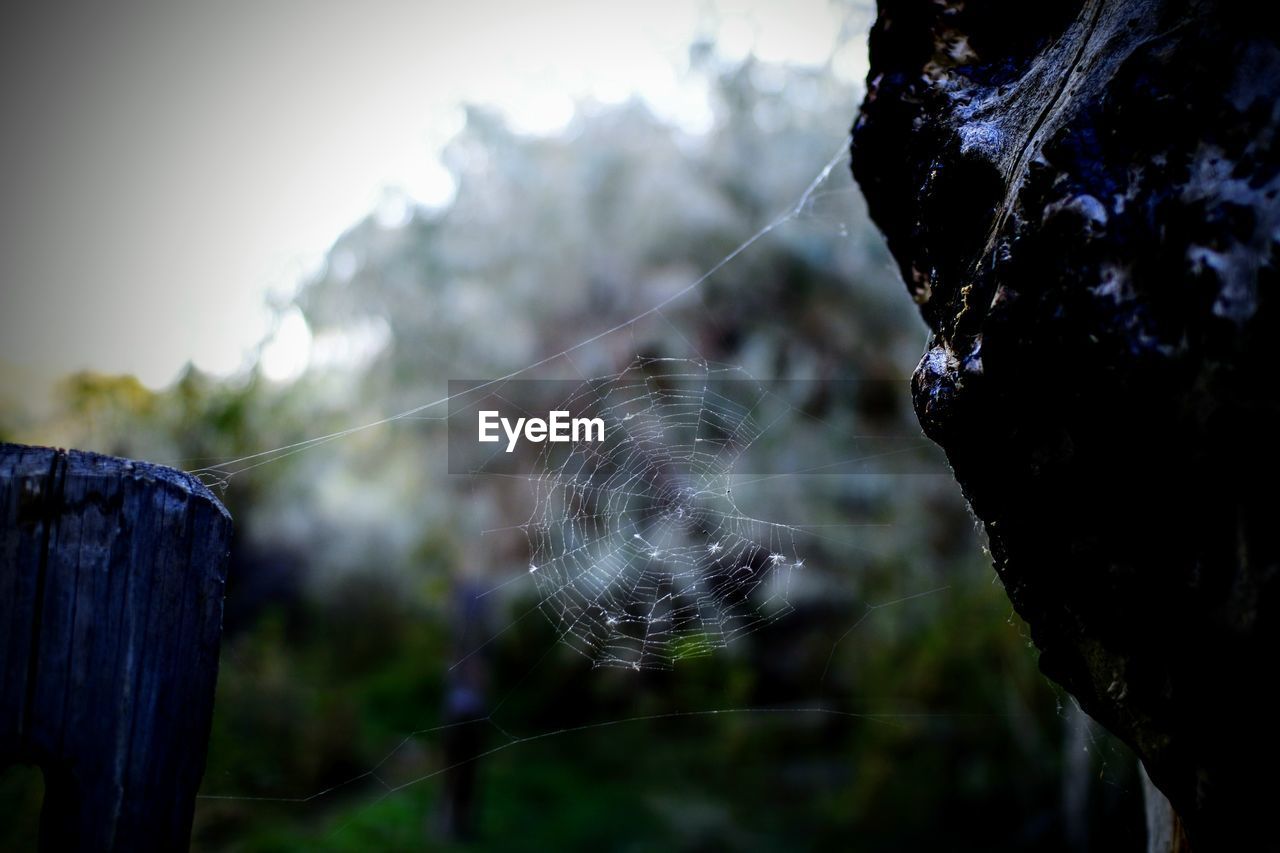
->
190, 137, 903, 677
524, 357, 800, 670
187, 137, 989, 822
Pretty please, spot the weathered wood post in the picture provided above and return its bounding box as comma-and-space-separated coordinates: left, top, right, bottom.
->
0, 442, 231, 851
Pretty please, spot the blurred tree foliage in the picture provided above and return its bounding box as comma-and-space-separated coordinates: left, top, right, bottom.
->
1, 56, 1145, 851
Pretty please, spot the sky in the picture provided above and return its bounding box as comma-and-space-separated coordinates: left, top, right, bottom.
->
0, 0, 869, 392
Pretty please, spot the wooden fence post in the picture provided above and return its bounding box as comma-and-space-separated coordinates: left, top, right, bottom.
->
0, 442, 231, 851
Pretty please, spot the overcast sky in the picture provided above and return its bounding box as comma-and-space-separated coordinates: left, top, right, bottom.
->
0, 0, 868, 391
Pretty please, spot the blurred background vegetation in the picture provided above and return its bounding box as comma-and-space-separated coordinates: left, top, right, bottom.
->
1, 47, 1146, 852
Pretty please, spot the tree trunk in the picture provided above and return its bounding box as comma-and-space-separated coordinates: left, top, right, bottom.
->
850, 2, 1279, 849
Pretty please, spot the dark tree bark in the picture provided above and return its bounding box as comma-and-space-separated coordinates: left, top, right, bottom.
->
850, 2, 1279, 849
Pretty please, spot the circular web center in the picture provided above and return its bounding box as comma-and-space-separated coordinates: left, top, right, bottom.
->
524, 357, 800, 670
